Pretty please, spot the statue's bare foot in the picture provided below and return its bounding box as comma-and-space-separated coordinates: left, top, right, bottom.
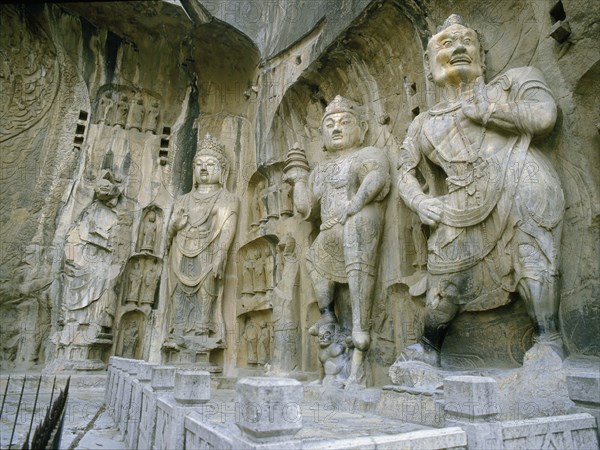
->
343, 375, 365, 391
399, 342, 441, 367
308, 311, 338, 336
534, 333, 566, 360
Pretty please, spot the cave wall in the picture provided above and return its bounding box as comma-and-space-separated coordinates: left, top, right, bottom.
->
0, 0, 597, 383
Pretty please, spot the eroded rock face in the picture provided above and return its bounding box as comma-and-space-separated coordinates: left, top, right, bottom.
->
0, 0, 597, 399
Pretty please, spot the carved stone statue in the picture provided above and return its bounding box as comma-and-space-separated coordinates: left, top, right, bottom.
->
121, 320, 139, 358
115, 95, 129, 128
59, 171, 121, 362
144, 100, 160, 134
316, 323, 350, 388
252, 180, 268, 226
266, 184, 280, 219
127, 95, 145, 131
139, 210, 157, 253
270, 235, 300, 374
97, 91, 114, 125
258, 321, 270, 365
252, 251, 267, 294
283, 96, 391, 388
396, 15, 565, 367
241, 250, 255, 295
264, 247, 275, 291
126, 260, 143, 303
166, 134, 239, 343
140, 260, 159, 305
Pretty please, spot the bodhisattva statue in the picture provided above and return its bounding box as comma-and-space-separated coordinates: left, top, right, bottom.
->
397, 15, 565, 366
284, 96, 391, 388
166, 135, 239, 345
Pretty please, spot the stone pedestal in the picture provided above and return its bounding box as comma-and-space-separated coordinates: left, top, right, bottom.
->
236, 377, 303, 442
443, 376, 502, 449
154, 370, 211, 450
567, 370, 600, 440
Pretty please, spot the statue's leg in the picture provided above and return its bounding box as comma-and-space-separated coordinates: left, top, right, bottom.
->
343, 208, 382, 388
307, 270, 337, 335
401, 284, 459, 367
517, 273, 563, 357
515, 232, 564, 357
345, 268, 376, 388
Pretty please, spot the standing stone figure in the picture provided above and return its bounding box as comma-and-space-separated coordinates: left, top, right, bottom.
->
115, 95, 129, 128
241, 250, 255, 295
166, 135, 239, 342
97, 91, 114, 125
144, 100, 160, 134
126, 260, 143, 304
283, 96, 391, 388
59, 172, 121, 363
252, 252, 267, 294
127, 95, 145, 131
139, 210, 157, 253
251, 180, 267, 226
396, 15, 565, 367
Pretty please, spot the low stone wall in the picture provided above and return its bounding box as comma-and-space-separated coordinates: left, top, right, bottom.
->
104, 358, 598, 449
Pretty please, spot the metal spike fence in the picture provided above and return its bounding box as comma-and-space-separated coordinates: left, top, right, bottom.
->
0, 375, 70, 450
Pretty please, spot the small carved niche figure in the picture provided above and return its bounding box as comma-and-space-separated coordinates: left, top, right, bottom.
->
127, 95, 145, 131
264, 247, 275, 291
97, 91, 114, 125
258, 321, 270, 365
115, 95, 129, 128
241, 250, 255, 295
317, 323, 349, 388
251, 180, 268, 226
279, 183, 294, 217
127, 261, 143, 304
139, 210, 158, 253
121, 320, 139, 358
252, 250, 267, 294
266, 184, 280, 219
245, 321, 259, 364
144, 100, 160, 134
275, 243, 284, 284
141, 260, 158, 305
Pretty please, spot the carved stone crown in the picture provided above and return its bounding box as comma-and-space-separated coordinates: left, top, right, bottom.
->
196, 134, 228, 165
322, 95, 364, 121
436, 14, 469, 33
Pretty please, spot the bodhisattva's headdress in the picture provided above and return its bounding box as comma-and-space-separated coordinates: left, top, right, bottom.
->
322, 95, 365, 123
194, 134, 230, 187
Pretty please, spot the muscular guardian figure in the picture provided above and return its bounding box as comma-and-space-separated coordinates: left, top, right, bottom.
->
397, 15, 565, 366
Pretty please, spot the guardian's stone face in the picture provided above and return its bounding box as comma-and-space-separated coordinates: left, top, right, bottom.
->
427, 24, 483, 86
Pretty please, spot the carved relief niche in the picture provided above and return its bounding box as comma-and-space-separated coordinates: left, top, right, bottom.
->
115, 310, 146, 359
119, 254, 161, 308
237, 237, 278, 309
92, 84, 162, 134
135, 205, 163, 255
248, 172, 269, 229
247, 165, 293, 233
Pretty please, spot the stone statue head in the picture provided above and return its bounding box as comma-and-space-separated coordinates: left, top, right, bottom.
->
425, 14, 486, 86
318, 322, 340, 347
193, 134, 230, 188
94, 170, 120, 205
321, 96, 368, 152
